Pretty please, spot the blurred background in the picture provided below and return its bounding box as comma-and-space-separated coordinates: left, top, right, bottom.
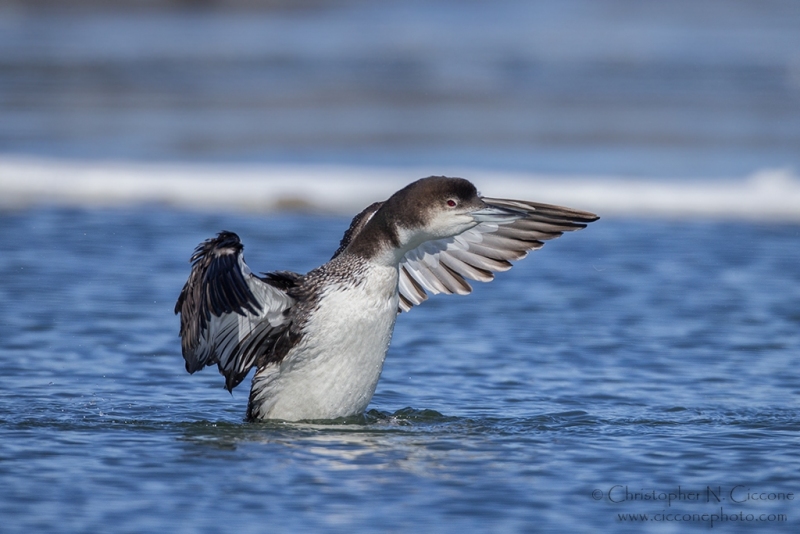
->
1, 0, 800, 214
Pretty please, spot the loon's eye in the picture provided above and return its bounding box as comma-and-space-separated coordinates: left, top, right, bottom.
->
446, 199, 457, 208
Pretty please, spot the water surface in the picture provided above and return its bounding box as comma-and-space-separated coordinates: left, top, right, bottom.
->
1, 207, 798, 532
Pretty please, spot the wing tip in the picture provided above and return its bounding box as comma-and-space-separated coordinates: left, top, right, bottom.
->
190, 230, 243, 263
483, 197, 599, 225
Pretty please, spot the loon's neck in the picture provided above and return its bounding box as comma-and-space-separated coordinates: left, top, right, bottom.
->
344, 207, 408, 266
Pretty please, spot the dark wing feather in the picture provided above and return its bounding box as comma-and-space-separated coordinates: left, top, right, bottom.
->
397, 198, 598, 311
175, 231, 297, 391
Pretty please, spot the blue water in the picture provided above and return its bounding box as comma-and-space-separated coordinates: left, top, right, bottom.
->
1, 206, 798, 532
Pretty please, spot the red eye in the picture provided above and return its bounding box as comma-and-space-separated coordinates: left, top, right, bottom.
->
447, 199, 457, 207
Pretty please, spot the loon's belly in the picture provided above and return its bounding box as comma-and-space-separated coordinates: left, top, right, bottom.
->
248, 264, 399, 421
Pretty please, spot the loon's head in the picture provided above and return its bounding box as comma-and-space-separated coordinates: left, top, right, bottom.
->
383, 176, 523, 252
343, 176, 525, 263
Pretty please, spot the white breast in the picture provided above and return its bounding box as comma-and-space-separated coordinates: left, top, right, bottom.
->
249, 263, 399, 421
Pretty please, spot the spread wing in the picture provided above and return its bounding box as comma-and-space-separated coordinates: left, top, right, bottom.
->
174, 231, 298, 391
396, 198, 599, 311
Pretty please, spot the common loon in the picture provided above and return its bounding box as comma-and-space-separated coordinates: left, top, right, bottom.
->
175, 176, 598, 421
